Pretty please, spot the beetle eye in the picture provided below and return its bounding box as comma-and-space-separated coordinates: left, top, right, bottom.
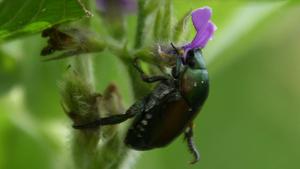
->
187, 58, 195, 68
186, 50, 196, 68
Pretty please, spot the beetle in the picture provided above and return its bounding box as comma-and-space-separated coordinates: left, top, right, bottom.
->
74, 44, 209, 164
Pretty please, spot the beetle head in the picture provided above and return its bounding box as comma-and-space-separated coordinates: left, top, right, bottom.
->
185, 49, 206, 70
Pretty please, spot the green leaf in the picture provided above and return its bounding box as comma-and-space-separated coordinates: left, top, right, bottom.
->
160, 0, 172, 41
0, 0, 88, 40
144, 0, 160, 15
172, 9, 191, 43
153, 8, 162, 41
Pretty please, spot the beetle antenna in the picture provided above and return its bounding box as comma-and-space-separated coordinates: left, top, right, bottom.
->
170, 42, 180, 55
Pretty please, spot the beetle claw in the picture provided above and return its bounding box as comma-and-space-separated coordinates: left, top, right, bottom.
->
189, 151, 200, 164
185, 125, 200, 164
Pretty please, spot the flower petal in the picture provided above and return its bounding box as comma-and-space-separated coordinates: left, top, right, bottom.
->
190, 21, 217, 49
182, 6, 216, 56
120, 0, 137, 13
191, 7, 212, 33
96, 0, 106, 12
96, 0, 136, 13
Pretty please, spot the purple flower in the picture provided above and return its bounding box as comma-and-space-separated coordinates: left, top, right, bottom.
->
182, 7, 217, 59
96, 0, 137, 15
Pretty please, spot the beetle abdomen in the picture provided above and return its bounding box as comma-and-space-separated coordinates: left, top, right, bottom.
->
124, 90, 192, 150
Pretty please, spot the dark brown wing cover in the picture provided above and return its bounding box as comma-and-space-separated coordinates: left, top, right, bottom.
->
125, 85, 193, 150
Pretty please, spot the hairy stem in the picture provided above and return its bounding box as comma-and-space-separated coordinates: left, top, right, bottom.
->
62, 0, 160, 168
68, 56, 101, 169
61, 56, 136, 169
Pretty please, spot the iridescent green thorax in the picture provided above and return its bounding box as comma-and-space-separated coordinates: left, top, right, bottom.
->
180, 50, 209, 111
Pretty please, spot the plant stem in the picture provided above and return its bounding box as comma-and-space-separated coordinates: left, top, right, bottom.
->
72, 56, 95, 88
63, 56, 136, 169
63, 0, 155, 168
69, 56, 101, 169
134, 0, 146, 49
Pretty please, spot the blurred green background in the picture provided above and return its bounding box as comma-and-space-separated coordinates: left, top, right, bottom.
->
1, 0, 300, 169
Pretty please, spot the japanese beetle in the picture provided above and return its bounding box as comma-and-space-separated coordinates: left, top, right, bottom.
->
74, 45, 209, 164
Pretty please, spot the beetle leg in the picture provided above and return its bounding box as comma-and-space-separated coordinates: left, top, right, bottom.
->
73, 111, 136, 129
73, 100, 145, 129
133, 57, 168, 83
169, 42, 183, 79
184, 124, 200, 164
